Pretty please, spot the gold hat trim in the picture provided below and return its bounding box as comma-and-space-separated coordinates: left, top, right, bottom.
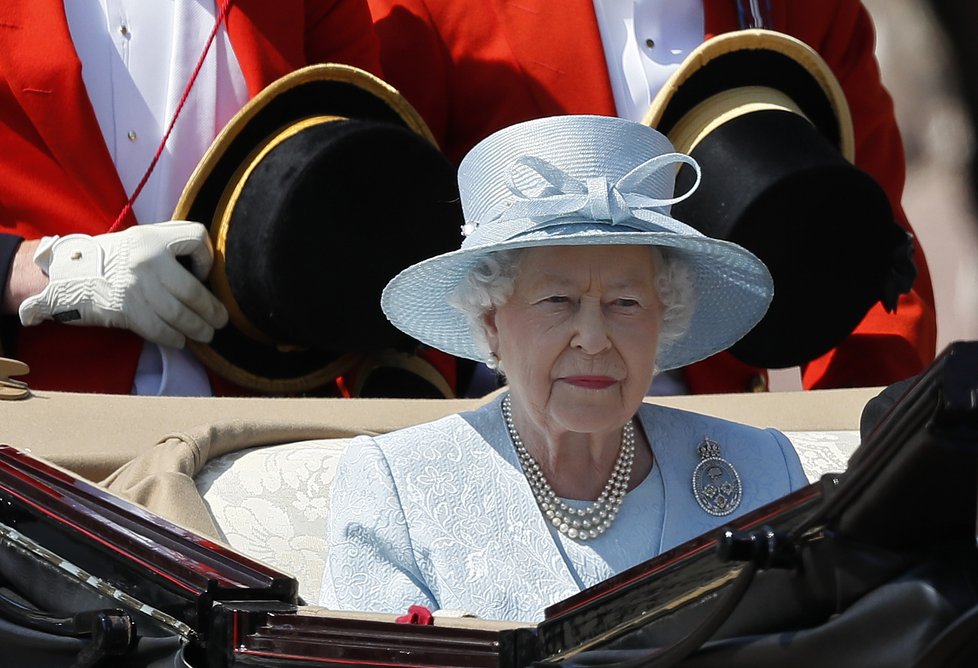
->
210, 115, 347, 347
173, 64, 441, 393
642, 29, 854, 162
667, 86, 809, 155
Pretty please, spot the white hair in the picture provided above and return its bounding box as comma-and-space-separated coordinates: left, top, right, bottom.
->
447, 246, 695, 372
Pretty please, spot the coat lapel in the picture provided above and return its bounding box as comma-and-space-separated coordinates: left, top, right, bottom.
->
465, 402, 583, 605
0, 0, 127, 226
642, 404, 750, 552
641, 405, 705, 552
644, 403, 800, 552
224, 0, 305, 97
490, 0, 617, 116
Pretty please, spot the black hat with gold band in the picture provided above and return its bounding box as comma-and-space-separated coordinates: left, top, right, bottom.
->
174, 64, 463, 395
644, 29, 917, 370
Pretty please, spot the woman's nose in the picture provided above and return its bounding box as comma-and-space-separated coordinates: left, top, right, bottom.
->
570, 300, 611, 353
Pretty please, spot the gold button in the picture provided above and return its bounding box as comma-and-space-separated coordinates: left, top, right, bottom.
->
70, 251, 82, 260
119, 24, 130, 37
645, 38, 655, 49
127, 130, 137, 142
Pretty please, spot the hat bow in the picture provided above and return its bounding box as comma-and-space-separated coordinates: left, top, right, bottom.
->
462, 153, 701, 243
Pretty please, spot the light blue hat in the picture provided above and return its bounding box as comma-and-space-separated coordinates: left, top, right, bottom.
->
381, 115, 773, 371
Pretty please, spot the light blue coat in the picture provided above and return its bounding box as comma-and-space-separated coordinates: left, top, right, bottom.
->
320, 394, 807, 621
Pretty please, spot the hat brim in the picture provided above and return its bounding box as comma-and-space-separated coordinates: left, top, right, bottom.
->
174, 64, 442, 393
643, 29, 854, 160
381, 219, 773, 372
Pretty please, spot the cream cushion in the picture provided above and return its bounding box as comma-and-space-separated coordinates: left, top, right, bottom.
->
786, 430, 861, 481
196, 439, 353, 604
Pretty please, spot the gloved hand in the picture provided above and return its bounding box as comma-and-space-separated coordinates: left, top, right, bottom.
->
18, 221, 229, 348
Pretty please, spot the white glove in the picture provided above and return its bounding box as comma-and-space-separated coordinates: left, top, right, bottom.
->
19, 221, 229, 348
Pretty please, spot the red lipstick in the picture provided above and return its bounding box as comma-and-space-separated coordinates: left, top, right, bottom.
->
563, 376, 616, 389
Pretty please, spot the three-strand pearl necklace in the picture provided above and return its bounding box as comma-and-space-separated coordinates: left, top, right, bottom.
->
502, 395, 636, 541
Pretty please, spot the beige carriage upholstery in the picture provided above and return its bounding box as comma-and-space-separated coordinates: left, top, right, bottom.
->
0, 385, 876, 604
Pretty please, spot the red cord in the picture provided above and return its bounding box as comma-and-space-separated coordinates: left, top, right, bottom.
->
108, 0, 232, 232
334, 375, 353, 399
395, 605, 435, 625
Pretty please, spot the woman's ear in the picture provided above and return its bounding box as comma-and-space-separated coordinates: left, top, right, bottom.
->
482, 308, 500, 354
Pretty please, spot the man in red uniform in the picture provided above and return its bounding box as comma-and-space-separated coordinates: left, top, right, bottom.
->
367, 0, 937, 393
0, 0, 382, 395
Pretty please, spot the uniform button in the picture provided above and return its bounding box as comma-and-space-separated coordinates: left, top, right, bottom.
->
119, 24, 130, 37
645, 38, 655, 49
127, 130, 137, 142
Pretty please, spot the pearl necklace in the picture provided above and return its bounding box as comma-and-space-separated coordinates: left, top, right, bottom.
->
502, 395, 636, 541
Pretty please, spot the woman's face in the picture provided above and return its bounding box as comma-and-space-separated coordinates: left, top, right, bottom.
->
485, 244, 662, 436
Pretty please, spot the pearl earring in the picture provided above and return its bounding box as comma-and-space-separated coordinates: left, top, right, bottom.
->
487, 352, 500, 370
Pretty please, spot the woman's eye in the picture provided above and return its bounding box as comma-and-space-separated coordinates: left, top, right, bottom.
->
543, 295, 570, 304
613, 298, 640, 308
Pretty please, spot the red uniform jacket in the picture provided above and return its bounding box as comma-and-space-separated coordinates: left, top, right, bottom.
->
368, 0, 938, 392
0, 0, 382, 394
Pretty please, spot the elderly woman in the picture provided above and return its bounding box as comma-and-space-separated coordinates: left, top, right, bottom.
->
320, 115, 807, 621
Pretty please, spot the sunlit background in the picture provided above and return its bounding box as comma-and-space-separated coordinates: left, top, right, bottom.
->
865, 0, 978, 351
